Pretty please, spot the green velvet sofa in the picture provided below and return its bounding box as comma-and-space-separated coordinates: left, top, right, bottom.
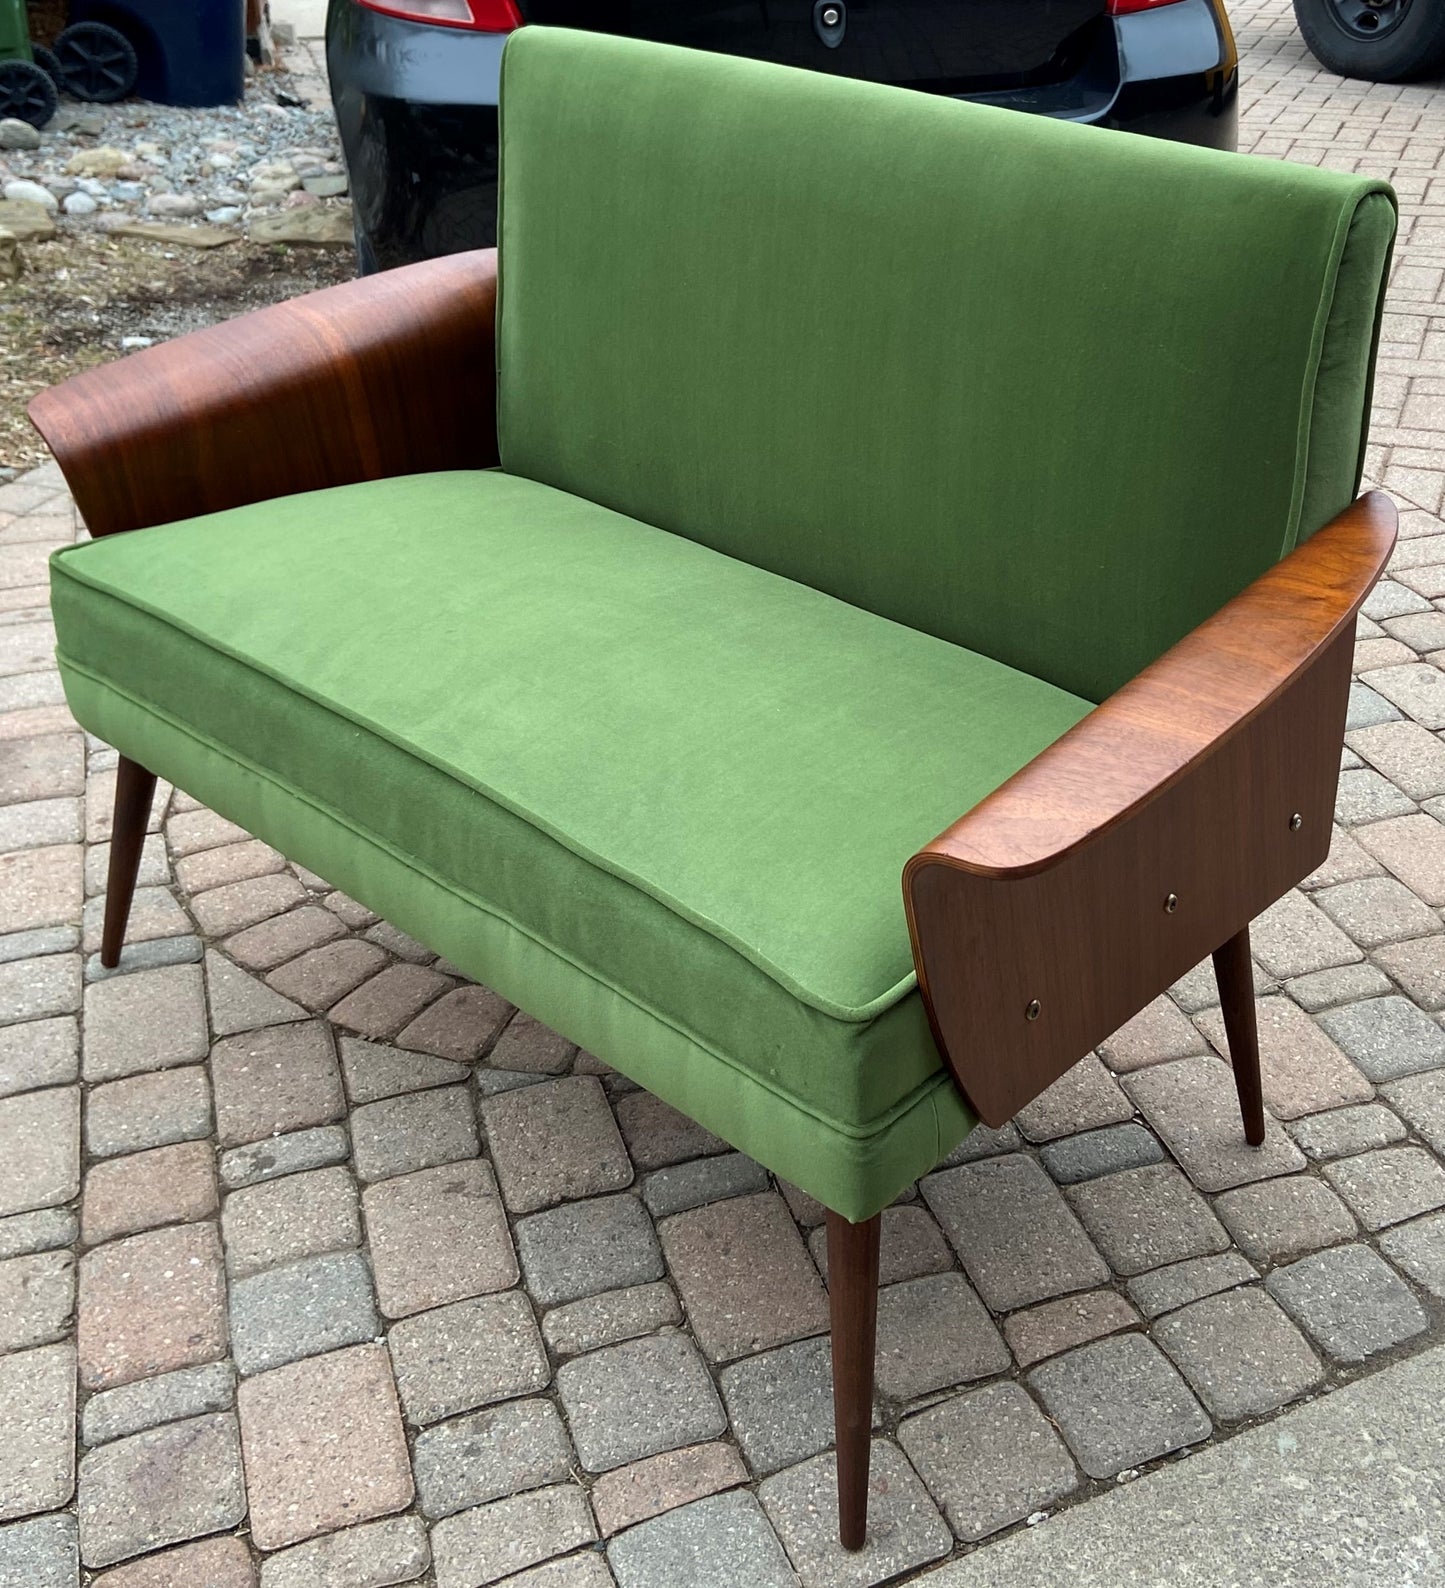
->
32, 27, 1396, 1551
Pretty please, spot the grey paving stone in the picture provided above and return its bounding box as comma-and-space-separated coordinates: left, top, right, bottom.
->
760, 1441, 950, 1587
875, 1272, 1011, 1400
0, 927, 80, 965
431, 1485, 597, 1588
516, 1194, 664, 1307
481, 1077, 633, 1213
85, 1067, 210, 1158
210, 1021, 345, 1149
364, 1159, 517, 1318
1380, 1068, 1445, 1153
81, 1361, 235, 1447
1283, 961, 1393, 1013
1378, 1210, 1445, 1298
0, 1249, 73, 1351
899, 1382, 1079, 1541
1214, 1176, 1357, 1265
0, 795, 82, 854
0, 953, 79, 1024
1287, 1102, 1408, 1160
203, 949, 305, 1038
81, 964, 207, 1081
389, 1290, 551, 1425
639, 1153, 770, 1218
0, 1015, 76, 1097
1039, 1123, 1164, 1185
720, 1335, 836, 1477
190, 873, 308, 939
1374, 932, 1445, 1009
351, 1085, 480, 1183
1121, 1056, 1305, 1193
939, 1120, 1024, 1164
557, 1333, 727, 1474
80, 890, 191, 959
258, 1515, 431, 1588
219, 1125, 349, 1189
1029, 1333, 1210, 1479
483, 1555, 613, 1588
1126, 1252, 1261, 1320
1314, 876, 1442, 949
808, 1204, 953, 1287
1323, 1145, 1445, 1230
83, 933, 202, 985
221, 1164, 361, 1277
0, 1514, 78, 1588
473, 1067, 550, 1098
1015, 1056, 1134, 1143
1156, 1288, 1324, 1420
1316, 995, 1445, 1081
76, 1412, 246, 1568
662, 1189, 831, 1365
229, 1250, 379, 1375
0, 1342, 75, 1521
0, 1084, 78, 1215
1334, 767, 1416, 825
1067, 1164, 1230, 1277
415, 1397, 574, 1519
1348, 719, 1445, 800
1266, 1243, 1428, 1362
1359, 661, 1445, 729
543, 1282, 681, 1360
921, 1155, 1109, 1311
1248, 891, 1362, 980
1343, 681, 1403, 732
607, 1491, 795, 1588
339, 1035, 470, 1104
1002, 1290, 1142, 1369
0, 1205, 76, 1259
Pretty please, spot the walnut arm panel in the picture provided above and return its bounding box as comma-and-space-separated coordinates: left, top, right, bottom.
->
28, 249, 499, 538
904, 491, 1397, 1128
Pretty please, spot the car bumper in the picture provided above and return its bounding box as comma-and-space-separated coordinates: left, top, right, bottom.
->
329, 0, 1237, 272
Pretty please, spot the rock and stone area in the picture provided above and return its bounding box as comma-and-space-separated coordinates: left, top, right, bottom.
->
0, 69, 350, 255
10, 2, 1445, 1586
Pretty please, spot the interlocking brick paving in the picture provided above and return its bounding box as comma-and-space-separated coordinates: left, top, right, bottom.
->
6, 10, 1445, 1581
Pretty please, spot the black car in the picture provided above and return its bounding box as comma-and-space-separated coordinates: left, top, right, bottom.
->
328, 0, 1240, 273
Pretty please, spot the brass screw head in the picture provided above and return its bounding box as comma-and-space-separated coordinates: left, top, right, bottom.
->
1025, 999, 1041, 1021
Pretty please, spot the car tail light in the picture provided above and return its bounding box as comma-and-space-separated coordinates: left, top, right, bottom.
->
1106, 0, 1186, 11
356, 0, 521, 30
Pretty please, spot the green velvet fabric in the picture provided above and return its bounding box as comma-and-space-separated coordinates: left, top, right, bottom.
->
496, 29, 1396, 705
52, 471, 1093, 1218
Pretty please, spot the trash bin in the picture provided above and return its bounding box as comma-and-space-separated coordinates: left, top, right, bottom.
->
66, 0, 244, 106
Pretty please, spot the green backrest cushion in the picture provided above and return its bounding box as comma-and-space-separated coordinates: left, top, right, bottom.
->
496, 28, 1394, 704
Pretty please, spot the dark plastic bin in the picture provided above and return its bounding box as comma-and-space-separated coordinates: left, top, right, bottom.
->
68, 0, 245, 106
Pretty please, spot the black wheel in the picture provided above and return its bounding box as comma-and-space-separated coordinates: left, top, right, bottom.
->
32, 45, 62, 86
0, 59, 58, 128
54, 22, 139, 103
1293, 0, 1445, 80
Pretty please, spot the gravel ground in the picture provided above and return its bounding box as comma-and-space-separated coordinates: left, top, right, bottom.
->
0, 55, 357, 474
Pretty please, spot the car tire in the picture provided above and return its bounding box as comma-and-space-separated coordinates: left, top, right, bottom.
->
1294, 0, 1445, 80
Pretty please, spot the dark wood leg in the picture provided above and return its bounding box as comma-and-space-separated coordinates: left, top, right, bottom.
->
826, 1208, 880, 1552
1212, 924, 1266, 1146
101, 756, 157, 970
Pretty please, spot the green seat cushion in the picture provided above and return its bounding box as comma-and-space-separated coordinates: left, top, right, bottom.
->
498, 28, 1395, 705
52, 470, 1091, 1217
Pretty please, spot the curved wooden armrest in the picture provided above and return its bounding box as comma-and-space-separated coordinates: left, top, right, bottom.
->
28, 249, 499, 538
904, 490, 1397, 1126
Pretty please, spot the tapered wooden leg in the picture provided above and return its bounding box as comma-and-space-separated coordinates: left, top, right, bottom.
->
826, 1208, 880, 1552
1212, 924, 1266, 1146
100, 756, 157, 969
